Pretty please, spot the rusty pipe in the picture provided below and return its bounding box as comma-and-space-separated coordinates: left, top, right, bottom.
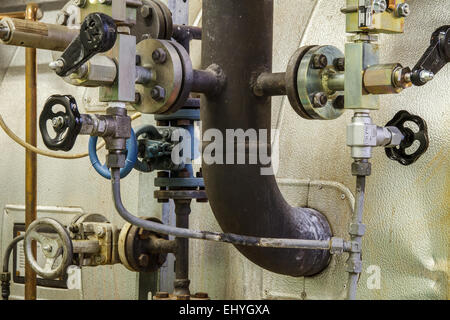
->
200, 0, 332, 277
24, 3, 38, 301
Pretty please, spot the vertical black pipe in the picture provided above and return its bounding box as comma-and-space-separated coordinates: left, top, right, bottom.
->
201, 0, 332, 276
173, 200, 191, 296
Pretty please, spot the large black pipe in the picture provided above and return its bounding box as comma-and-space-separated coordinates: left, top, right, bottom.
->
201, 0, 332, 276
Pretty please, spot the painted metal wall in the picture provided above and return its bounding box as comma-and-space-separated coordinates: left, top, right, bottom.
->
0, 0, 447, 300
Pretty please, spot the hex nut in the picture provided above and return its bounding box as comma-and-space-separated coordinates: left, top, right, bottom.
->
313, 92, 328, 108
152, 48, 167, 64
387, 127, 404, 146
151, 86, 166, 101
333, 95, 345, 109
138, 254, 150, 267
333, 57, 345, 72
312, 54, 328, 69
351, 161, 372, 176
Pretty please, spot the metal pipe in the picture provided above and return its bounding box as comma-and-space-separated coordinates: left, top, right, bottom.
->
0, 11, 26, 20
24, 3, 38, 301
111, 168, 337, 250
327, 72, 345, 92
173, 200, 191, 296
0, 17, 78, 52
200, 0, 332, 276
346, 174, 366, 300
1, 235, 24, 300
2, 235, 24, 273
191, 69, 223, 96
254, 72, 287, 97
173, 24, 202, 41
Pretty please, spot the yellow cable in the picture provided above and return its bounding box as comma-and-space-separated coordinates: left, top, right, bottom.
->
0, 112, 142, 159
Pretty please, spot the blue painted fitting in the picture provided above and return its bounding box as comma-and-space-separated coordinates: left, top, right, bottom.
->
88, 129, 138, 179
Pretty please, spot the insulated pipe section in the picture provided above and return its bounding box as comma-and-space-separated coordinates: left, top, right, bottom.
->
201, 0, 332, 276
0, 18, 78, 52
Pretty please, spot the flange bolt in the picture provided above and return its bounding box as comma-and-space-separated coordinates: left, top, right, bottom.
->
312, 54, 328, 69
151, 86, 166, 101
313, 92, 328, 108
152, 48, 167, 64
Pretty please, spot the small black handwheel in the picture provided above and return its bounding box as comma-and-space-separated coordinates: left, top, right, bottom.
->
39, 95, 82, 152
385, 110, 429, 166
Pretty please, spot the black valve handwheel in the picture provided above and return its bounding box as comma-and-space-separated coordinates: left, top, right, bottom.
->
80, 12, 117, 54
385, 110, 429, 166
39, 95, 82, 152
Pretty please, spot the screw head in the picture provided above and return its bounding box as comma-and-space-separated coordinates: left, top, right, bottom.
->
152, 48, 167, 64
43, 245, 52, 253
312, 54, 328, 69
313, 92, 328, 108
151, 86, 166, 101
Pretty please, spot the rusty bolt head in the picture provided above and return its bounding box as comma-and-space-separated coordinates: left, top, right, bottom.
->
194, 292, 209, 299
177, 295, 191, 300
155, 292, 169, 299
312, 54, 328, 69
152, 48, 167, 64
334, 58, 345, 72
141, 5, 153, 19
138, 254, 150, 267
333, 95, 345, 109
135, 92, 142, 105
151, 86, 166, 101
313, 92, 328, 108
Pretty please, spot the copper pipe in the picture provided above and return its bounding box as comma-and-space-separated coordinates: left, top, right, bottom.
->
0, 11, 26, 20
24, 3, 39, 301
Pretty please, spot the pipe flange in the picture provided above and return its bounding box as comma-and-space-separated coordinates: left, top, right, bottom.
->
286, 46, 316, 119
135, 0, 167, 41
118, 217, 168, 272
133, 39, 184, 114
160, 40, 194, 115
152, 0, 173, 39
287, 45, 345, 120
